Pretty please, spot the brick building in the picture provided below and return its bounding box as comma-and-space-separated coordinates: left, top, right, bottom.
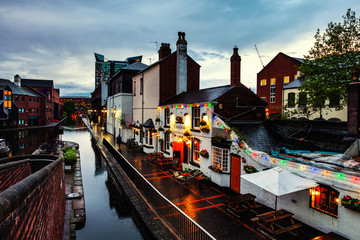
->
60, 96, 91, 120
257, 52, 302, 116
18, 76, 61, 124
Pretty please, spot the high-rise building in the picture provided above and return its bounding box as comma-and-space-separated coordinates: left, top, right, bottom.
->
94, 53, 142, 87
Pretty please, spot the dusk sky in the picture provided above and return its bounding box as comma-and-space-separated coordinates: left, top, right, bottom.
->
0, 0, 359, 96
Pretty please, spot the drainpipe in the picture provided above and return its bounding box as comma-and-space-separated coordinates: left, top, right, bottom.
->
141, 73, 144, 143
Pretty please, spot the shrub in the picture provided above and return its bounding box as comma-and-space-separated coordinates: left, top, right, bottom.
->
63, 148, 77, 165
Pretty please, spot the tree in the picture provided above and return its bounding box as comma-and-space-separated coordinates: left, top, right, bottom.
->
298, 8, 360, 118
62, 100, 75, 125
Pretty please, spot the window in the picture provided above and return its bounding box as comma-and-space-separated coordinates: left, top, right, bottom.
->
283, 76, 290, 85
15, 96, 18, 101
145, 130, 148, 144
270, 85, 275, 103
294, 75, 298, 80
165, 108, 170, 126
270, 78, 276, 85
310, 185, 339, 217
212, 147, 229, 172
298, 92, 307, 107
236, 98, 242, 107
22, 97, 25, 101
133, 81, 136, 96
260, 79, 267, 86
315, 96, 325, 108
192, 106, 200, 128
29, 98, 32, 102
287, 93, 296, 108
192, 139, 200, 163
37, 108, 39, 113
145, 130, 152, 145
165, 132, 170, 151
140, 77, 143, 95
33, 108, 35, 113
261, 97, 266, 102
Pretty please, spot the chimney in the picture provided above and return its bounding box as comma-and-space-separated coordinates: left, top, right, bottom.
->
14, 74, 21, 87
158, 43, 171, 60
176, 32, 187, 95
230, 46, 241, 86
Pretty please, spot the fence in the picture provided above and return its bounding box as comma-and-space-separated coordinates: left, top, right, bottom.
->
103, 138, 215, 240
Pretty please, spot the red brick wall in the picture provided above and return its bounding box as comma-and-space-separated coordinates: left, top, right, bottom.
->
257, 52, 301, 115
0, 160, 31, 193
0, 156, 65, 240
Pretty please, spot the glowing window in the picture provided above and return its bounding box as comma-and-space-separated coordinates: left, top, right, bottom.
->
283, 76, 290, 85
192, 140, 200, 163
212, 147, 229, 172
270, 78, 276, 85
260, 79, 267, 86
310, 185, 339, 217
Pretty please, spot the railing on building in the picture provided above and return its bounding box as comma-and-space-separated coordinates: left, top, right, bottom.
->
103, 139, 215, 240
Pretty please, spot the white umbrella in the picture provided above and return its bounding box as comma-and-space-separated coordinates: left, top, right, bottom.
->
241, 167, 318, 213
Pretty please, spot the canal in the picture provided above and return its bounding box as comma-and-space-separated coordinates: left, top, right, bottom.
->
62, 129, 144, 240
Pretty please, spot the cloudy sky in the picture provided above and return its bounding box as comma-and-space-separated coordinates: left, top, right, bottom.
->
0, 0, 359, 96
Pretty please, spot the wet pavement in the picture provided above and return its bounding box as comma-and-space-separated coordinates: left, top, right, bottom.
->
91, 124, 322, 240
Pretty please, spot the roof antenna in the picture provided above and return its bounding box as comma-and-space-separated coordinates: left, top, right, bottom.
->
254, 44, 265, 68
150, 41, 158, 51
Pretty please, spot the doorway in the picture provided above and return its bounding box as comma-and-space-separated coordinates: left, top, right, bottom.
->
230, 155, 241, 193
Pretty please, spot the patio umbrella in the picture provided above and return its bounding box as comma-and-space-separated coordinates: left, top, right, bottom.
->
241, 167, 318, 213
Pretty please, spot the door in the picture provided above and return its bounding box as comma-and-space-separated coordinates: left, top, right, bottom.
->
230, 156, 241, 193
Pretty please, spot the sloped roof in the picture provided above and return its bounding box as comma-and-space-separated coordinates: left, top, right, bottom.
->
143, 118, 155, 128
21, 79, 54, 88
283, 77, 304, 89
0, 79, 39, 97
160, 85, 235, 105
122, 62, 148, 71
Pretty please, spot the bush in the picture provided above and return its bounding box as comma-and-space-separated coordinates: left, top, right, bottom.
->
63, 148, 77, 165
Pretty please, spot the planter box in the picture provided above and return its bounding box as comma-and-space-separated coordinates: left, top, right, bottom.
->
343, 204, 360, 212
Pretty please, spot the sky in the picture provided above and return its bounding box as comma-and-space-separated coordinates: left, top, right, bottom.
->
0, 0, 359, 96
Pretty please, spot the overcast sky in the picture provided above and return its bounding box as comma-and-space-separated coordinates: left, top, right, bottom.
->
0, 0, 359, 96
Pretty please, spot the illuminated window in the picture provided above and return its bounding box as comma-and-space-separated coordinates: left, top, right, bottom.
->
260, 79, 267, 86
310, 185, 339, 217
192, 106, 200, 128
133, 81, 136, 96
212, 147, 229, 172
192, 139, 200, 163
294, 75, 298, 80
270, 78, 276, 85
283, 76, 290, 85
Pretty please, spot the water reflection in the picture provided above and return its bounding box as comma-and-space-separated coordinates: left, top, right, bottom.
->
0, 127, 60, 156
63, 130, 144, 240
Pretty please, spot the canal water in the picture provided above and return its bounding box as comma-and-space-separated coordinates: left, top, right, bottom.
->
62, 129, 144, 240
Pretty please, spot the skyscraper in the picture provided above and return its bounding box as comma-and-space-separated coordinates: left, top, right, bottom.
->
94, 53, 142, 87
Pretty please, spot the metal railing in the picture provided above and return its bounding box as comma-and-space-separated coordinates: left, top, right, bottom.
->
103, 138, 215, 240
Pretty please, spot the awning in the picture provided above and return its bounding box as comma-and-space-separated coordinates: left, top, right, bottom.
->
241, 167, 318, 197
142, 118, 154, 128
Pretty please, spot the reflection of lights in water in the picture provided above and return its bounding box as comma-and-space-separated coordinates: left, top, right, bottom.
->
183, 195, 197, 220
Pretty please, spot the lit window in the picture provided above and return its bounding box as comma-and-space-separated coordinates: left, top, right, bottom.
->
284, 76, 290, 85
192, 140, 200, 163
260, 79, 267, 86
270, 78, 276, 85
310, 185, 339, 217
212, 147, 229, 172
294, 75, 298, 80
133, 81, 136, 96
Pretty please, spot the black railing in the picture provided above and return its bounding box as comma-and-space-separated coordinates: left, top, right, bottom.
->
103, 138, 215, 240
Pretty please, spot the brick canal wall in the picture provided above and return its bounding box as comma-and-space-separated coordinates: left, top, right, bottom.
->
0, 155, 65, 240
0, 159, 31, 193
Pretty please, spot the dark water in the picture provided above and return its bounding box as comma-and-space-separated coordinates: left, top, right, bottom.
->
0, 127, 60, 156
62, 130, 144, 240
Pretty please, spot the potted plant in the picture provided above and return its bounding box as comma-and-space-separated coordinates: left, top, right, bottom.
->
170, 142, 173, 148
158, 127, 164, 131
165, 129, 172, 134
183, 130, 190, 136
342, 195, 360, 212
200, 149, 209, 158
176, 116, 183, 123
243, 165, 258, 174
155, 117, 160, 123
200, 125, 210, 133
209, 164, 222, 173
159, 138, 164, 143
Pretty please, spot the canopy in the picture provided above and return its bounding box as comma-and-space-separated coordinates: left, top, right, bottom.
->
241, 167, 318, 196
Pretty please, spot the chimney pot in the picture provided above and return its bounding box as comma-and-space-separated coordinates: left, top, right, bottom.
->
158, 43, 171, 60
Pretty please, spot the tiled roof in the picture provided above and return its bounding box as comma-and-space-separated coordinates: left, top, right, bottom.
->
160, 85, 235, 105
0, 79, 39, 97
122, 62, 148, 71
283, 78, 304, 89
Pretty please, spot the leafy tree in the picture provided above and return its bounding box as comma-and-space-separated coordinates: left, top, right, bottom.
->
298, 8, 360, 118
62, 100, 75, 125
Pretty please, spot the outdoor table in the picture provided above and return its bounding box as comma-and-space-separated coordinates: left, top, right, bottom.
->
254, 209, 302, 238
226, 193, 261, 216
